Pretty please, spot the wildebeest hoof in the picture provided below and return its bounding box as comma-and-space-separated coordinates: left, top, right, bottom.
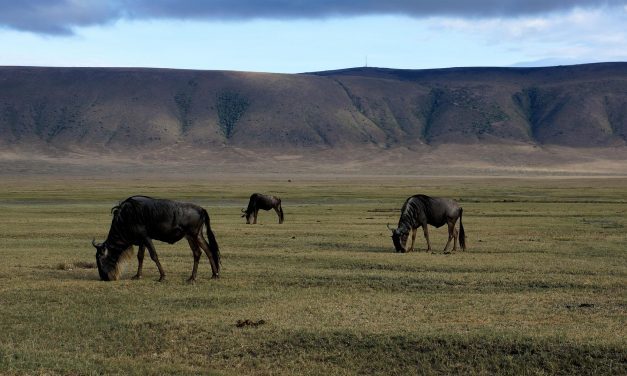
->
211, 274, 220, 279
186, 277, 196, 284
132, 274, 142, 280
158, 276, 166, 282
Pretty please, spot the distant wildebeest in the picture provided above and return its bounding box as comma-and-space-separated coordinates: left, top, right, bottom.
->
91, 196, 220, 282
387, 194, 466, 253
242, 193, 284, 224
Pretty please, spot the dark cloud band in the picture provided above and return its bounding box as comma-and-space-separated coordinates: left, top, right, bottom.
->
1, 0, 624, 35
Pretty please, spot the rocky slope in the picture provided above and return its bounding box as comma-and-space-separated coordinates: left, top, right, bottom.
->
0, 63, 625, 154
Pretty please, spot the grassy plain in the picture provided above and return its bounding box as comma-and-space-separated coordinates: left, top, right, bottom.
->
0, 176, 625, 375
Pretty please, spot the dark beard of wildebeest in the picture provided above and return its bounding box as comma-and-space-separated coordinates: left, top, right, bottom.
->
91, 196, 221, 282
388, 194, 466, 253
241, 193, 284, 224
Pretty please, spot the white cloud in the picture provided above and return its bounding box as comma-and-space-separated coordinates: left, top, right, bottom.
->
435, 16, 554, 39
429, 7, 627, 64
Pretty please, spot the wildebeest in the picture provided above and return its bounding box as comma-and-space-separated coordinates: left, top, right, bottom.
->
241, 193, 284, 224
388, 194, 466, 253
91, 196, 220, 282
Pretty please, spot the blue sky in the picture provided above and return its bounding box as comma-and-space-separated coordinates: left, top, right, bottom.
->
1, 1, 626, 73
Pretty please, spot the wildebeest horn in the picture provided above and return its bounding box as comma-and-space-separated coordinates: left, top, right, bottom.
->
91, 239, 101, 248
387, 223, 394, 231
241, 208, 246, 213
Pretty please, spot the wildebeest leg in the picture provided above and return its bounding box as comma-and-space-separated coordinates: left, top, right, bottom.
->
132, 245, 145, 280
442, 220, 456, 254
186, 236, 202, 283
408, 228, 417, 252
273, 206, 282, 224
253, 209, 259, 224
452, 228, 459, 252
144, 238, 166, 282
198, 235, 219, 279
423, 226, 432, 253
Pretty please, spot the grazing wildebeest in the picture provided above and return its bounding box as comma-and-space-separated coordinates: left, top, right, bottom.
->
388, 194, 466, 254
91, 196, 220, 282
241, 193, 284, 224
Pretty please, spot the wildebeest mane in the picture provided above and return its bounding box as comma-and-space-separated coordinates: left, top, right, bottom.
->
398, 195, 432, 231
110, 196, 157, 231
105, 196, 156, 254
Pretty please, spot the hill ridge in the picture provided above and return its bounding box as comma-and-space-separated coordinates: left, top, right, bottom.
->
1, 63, 626, 153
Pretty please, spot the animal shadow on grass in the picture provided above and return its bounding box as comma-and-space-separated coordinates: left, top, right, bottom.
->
565, 303, 595, 309
236, 319, 266, 328
52, 261, 106, 281
312, 241, 391, 253
56, 261, 97, 271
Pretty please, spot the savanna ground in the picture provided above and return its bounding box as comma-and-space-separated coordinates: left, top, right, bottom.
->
0, 176, 625, 375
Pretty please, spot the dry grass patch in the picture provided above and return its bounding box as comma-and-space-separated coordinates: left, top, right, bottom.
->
0, 176, 625, 374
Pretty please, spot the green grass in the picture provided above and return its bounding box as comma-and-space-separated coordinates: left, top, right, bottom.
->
0, 177, 625, 375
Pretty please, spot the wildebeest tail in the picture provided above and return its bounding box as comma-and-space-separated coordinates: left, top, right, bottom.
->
203, 209, 221, 274
459, 207, 466, 251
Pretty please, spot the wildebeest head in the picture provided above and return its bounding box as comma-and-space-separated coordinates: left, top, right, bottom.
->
91, 239, 111, 281
388, 224, 408, 253
91, 239, 132, 281
241, 208, 252, 224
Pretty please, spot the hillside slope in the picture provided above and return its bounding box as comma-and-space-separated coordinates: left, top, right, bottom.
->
0, 63, 626, 153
